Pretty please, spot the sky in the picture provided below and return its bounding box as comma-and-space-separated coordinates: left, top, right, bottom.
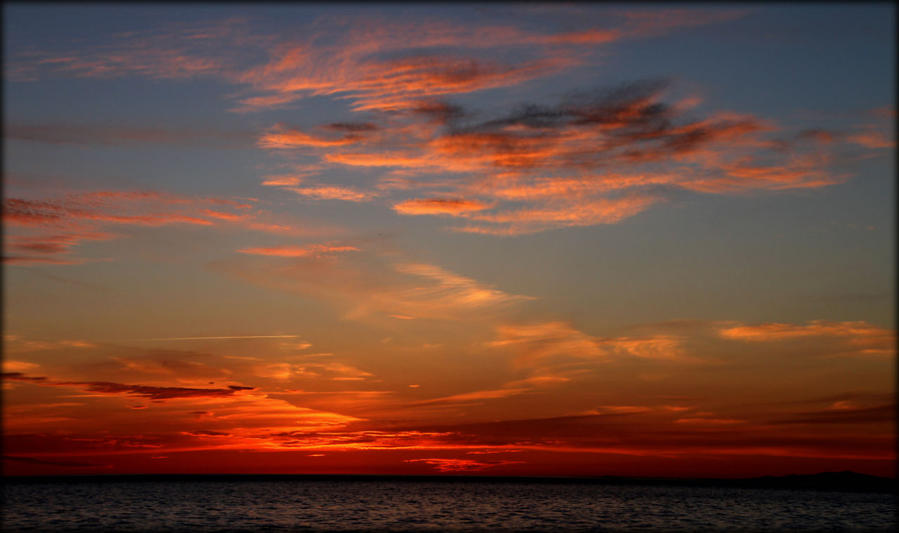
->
2, 4, 895, 478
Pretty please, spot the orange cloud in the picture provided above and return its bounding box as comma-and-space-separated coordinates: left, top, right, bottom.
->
419, 387, 531, 405
214, 249, 532, 321
393, 198, 493, 215
286, 185, 377, 202
346, 55, 574, 113
258, 126, 367, 149
256, 77, 849, 235
606, 336, 685, 360
3, 336, 97, 354
201, 209, 248, 221
847, 130, 894, 149
2, 360, 39, 373
454, 194, 661, 235
2, 190, 324, 264
261, 175, 306, 186
718, 320, 895, 357
391, 262, 534, 312
719, 320, 890, 341
490, 322, 606, 366
237, 244, 359, 257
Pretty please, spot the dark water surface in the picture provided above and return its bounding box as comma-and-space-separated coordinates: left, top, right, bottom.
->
3, 478, 894, 532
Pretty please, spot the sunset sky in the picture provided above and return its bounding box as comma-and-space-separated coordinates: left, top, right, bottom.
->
3, 4, 895, 478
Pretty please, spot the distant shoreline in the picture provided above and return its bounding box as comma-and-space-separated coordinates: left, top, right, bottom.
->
2, 471, 894, 494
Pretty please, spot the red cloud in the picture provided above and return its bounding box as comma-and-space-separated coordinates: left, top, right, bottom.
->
404, 457, 522, 472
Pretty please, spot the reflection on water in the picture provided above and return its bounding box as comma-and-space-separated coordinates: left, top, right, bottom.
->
3, 479, 895, 531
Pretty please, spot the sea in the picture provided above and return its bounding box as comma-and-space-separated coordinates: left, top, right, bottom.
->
2, 478, 895, 532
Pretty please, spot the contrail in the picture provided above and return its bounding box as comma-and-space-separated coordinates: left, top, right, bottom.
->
133, 335, 301, 342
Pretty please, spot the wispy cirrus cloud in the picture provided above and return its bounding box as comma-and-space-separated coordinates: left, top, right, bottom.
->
213, 245, 533, 321
285, 185, 378, 202
718, 320, 895, 357
7, 17, 262, 83
3, 192, 237, 264
258, 124, 372, 149
3, 335, 96, 354
489, 321, 689, 377
2, 189, 337, 265
238, 244, 359, 257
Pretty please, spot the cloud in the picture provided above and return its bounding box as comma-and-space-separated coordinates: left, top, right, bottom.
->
595, 405, 654, 415
8, 9, 747, 103
5, 231, 116, 255
216, 246, 532, 321
237, 244, 359, 257
256, 77, 850, 235
489, 322, 607, 366
489, 322, 693, 374
7, 17, 257, 82
2, 360, 39, 373
617, 8, 749, 38
229, 16, 611, 113
68, 382, 256, 400
134, 335, 304, 342
391, 262, 534, 312
605, 335, 686, 360
718, 320, 894, 356
770, 404, 895, 425
674, 417, 744, 425
1, 372, 48, 383
847, 130, 894, 149
3, 372, 256, 400
3, 193, 248, 230
2, 190, 319, 264
417, 387, 531, 405
393, 198, 492, 215
453, 194, 662, 235
334, 55, 574, 113
3, 336, 96, 354
404, 457, 523, 472
261, 175, 307, 186
258, 125, 369, 149
285, 185, 377, 202
395, 407, 893, 462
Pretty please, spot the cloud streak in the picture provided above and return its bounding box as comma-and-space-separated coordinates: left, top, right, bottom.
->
2, 372, 255, 400
2, 189, 330, 265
